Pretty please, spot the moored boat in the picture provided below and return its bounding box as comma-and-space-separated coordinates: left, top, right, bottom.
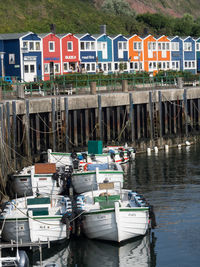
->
75, 183, 150, 242
72, 163, 124, 194
0, 194, 72, 243
47, 146, 135, 168
11, 163, 71, 197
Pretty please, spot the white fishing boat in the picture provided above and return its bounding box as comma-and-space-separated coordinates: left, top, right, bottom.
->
47, 146, 135, 168
75, 183, 150, 242
0, 194, 72, 243
11, 163, 70, 197
72, 163, 124, 194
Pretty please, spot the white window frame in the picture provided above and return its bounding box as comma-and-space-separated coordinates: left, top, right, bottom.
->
184, 60, 196, 69
35, 42, 40, 51
29, 42, 34, 51
184, 42, 192, 51
133, 42, 142, 50
67, 41, 73, 51
49, 41, 55, 52
171, 42, 179, 51
196, 43, 200, 51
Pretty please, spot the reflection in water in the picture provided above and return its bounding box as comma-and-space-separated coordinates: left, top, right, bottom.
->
30, 240, 70, 266
69, 232, 156, 267
29, 232, 157, 267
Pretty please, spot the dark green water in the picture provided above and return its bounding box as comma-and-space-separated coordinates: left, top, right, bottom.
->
30, 144, 200, 266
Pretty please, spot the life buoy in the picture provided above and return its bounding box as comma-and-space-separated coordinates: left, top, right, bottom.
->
84, 164, 88, 171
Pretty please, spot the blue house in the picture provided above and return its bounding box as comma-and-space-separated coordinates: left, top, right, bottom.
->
0, 32, 42, 82
93, 34, 113, 73
182, 36, 196, 74
111, 34, 128, 72
169, 36, 183, 72
75, 33, 97, 73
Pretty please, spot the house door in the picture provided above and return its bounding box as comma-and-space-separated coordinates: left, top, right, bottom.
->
24, 60, 37, 82
118, 42, 123, 59
50, 62, 54, 78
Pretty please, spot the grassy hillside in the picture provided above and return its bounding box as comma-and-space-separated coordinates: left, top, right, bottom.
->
0, 0, 136, 34
0, 0, 200, 36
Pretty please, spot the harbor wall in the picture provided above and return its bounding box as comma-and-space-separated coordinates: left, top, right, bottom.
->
1, 84, 200, 199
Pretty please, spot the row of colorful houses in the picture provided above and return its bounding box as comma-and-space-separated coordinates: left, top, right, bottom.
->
0, 31, 199, 82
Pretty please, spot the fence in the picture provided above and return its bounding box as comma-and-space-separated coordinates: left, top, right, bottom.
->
0, 73, 200, 99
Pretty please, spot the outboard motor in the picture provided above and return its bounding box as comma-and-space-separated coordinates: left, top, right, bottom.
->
82, 153, 88, 162
72, 159, 79, 170
71, 152, 77, 160
109, 150, 115, 162
90, 154, 96, 161
126, 149, 131, 159
119, 151, 125, 162
52, 172, 60, 187
17, 250, 30, 267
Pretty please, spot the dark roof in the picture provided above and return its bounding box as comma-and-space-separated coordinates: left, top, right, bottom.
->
0, 32, 31, 40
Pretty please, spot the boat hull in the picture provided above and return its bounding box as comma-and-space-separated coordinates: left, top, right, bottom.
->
1, 217, 67, 243
82, 207, 149, 242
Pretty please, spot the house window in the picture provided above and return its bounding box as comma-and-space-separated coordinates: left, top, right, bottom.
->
30, 65, 35, 73
148, 42, 156, 50
67, 41, 73, 51
115, 63, 118, 70
133, 42, 142, 50
196, 43, 200, 51
171, 42, 179, 51
44, 63, 49, 73
54, 63, 60, 73
86, 64, 90, 71
158, 43, 161, 50
35, 42, 40, 50
184, 61, 195, 69
86, 42, 90, 50
97, 42, 101, 50
24, 65, 29, 73
108, 63, 112, 71
130, 62, 133, 69
91, 42, 95, 50
9, 54, 15, 64
80, 42, 85, 50
29, 42, 34, 51
92, 63, 96, 71
23, 41, 28, 48
166, 43, 170, 50
49, 41, 55, 52
64, 63, 68, 71
123, 42, 127, 50
184, 42, 192, 51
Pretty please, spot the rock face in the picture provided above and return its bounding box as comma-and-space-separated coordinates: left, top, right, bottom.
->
95, 0, 200, 17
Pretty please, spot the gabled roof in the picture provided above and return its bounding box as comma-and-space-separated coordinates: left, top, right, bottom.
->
110, 34, 128, 40
38, 32, 59, 39
168, 36, 183, 41
0, 32, 31, 40
74, 33, 89, 39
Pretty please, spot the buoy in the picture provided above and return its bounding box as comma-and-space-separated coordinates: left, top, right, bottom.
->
178, 144, 181, 149
165, 145, 169, 151
154, 146, 158, 153
185, 141, 191, 146
147, 148, 151, 155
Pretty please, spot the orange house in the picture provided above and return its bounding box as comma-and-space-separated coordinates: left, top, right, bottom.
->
128, 34, 143, 72
143, 35, 157, 74
157, 35, 171, 71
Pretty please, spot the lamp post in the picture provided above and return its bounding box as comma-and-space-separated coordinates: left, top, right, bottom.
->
138, 51, 141, 72
0, 52, 5, 78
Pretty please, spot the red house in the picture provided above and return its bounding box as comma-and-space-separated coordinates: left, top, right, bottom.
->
60, 33, 79, 73
39, 33, 61, 80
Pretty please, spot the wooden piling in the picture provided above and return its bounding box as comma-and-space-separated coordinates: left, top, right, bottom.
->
51, 99, 56, 151
129, 93, 135, 143
12, 101, 17, 169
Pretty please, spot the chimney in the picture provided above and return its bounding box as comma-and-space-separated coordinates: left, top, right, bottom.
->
50, 24, 56, 34
100, 25, 106, 34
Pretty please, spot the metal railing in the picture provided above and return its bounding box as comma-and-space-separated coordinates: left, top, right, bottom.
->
0, 73, 200, 99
